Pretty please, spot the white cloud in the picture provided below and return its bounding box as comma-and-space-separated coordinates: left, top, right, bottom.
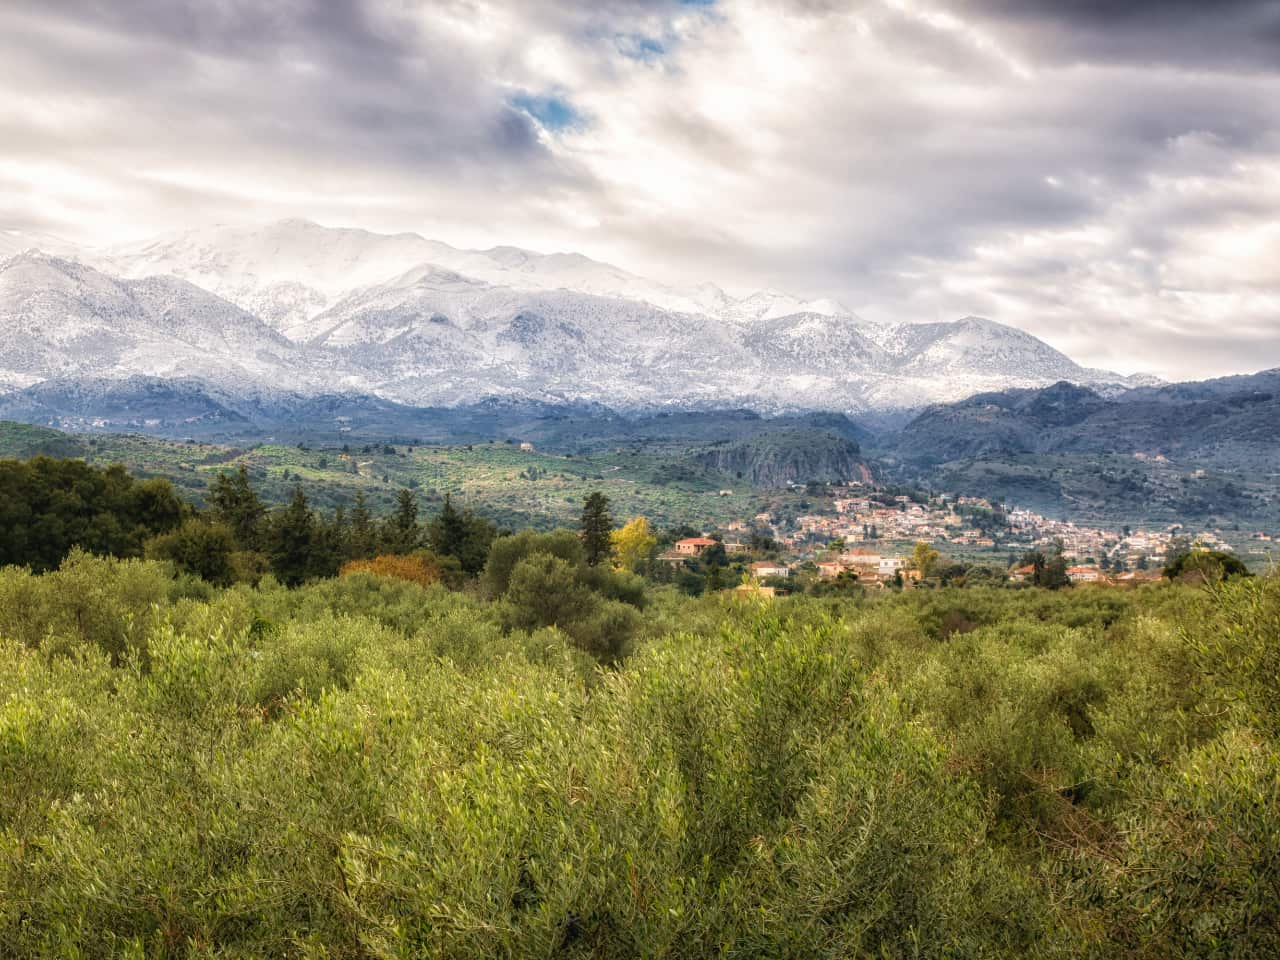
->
0, 0, 1277, 380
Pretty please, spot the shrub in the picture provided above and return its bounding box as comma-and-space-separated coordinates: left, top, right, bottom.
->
340, 552, 441, 589
482, 529, 584, 597
145, 519, 238, 586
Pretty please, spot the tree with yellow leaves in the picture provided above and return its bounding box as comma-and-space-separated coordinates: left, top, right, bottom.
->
611, 516, 657, 572
911, 541, 940, 579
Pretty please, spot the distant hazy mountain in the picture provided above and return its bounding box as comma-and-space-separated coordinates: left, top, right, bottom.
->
1, 218, 1151, 412
890, 371, 1280, 470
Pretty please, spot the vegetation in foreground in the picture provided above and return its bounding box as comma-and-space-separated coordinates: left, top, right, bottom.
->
1, 545, 1277, 956
1, 453, 1277, 956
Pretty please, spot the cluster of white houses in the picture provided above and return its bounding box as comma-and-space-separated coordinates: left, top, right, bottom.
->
761, 487, 1242, 572
663, 471, 1266, 589
781, 496, 988, 549
666, 533, 1174, 589
814, 548, 908, 582
665, 537, 910, 585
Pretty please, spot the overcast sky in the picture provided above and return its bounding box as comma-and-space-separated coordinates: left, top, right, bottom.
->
2, 0, 1278, 381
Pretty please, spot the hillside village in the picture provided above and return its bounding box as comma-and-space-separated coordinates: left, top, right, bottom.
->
663, 480, 1260, 589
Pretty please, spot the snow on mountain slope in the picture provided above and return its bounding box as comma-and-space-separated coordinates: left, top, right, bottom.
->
304, 263, 758, 407
2, 219, 1151, 413
874, 316, 1084, 379
0, 229, 81, 261
741, 312, 885, 375
100, 219, 734, 334
99, 219, 853, 332
0, 252, 314, 391
423, 245, 730, 317
719, 288, 855, 326
100, 219, 451, 339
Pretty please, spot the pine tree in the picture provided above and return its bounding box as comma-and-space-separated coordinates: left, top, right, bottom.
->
267, 484, 317, 587
208, 464, 266, 549
350, 490, 375, 559
428, 493, 467, 559
580, 492, 614, 566
454, 507, 497, 575
312, 506, 348, 576
387, 488, 420, 552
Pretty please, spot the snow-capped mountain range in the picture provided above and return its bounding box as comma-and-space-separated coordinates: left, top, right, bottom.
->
0, 219, 1151, 413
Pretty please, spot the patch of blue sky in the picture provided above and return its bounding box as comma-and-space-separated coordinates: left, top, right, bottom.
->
615, 32, 667, 62
509, 93, 586, 132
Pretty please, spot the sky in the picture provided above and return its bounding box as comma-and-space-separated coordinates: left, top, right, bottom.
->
1, 0, 1278, 381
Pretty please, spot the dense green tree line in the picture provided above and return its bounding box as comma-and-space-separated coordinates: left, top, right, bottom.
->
0, 457, 502, 588
0, 457, 185, 572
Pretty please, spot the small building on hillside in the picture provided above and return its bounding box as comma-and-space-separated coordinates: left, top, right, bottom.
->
519, 442, 534, 452
842, 549, 882, 577
1009, 563, 1037, 583
675, 537, 718, 556
1067, 566, 1103, 583
878, 556, 905, 577
817, 560, 848, 579
751, 561, 791, 579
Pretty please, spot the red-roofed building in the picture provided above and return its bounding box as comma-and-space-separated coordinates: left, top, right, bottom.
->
675, 537, 717, 555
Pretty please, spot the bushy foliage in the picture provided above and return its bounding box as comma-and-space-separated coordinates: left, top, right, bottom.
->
0, 555, 1277, 958
339, 552, 442, 588
145, 519, 238, 586
482, 528, 585, 597
1163, 548, 1251, 583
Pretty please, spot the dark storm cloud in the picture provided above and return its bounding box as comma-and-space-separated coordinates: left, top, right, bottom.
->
0, 0, 553, 174
953, 0, 1280, 68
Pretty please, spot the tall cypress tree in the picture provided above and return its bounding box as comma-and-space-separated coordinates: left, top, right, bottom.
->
314, 506, 348, 576
350, 490, 375, 559
580, 492, 614, 566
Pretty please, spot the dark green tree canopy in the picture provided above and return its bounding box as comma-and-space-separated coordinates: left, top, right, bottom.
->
1164, 549, 1251, 583
427, 494, 496, 575
386, 488, 421, 553
209, 464, 267, 550
145, 519, 238, 586
266, 485, 320, 587
0, 456, 185, 572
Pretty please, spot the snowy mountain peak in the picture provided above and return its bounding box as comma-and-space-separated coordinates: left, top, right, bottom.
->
0, 218, 1150, 413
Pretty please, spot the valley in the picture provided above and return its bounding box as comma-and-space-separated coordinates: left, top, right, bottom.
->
5, 409, 1276, 574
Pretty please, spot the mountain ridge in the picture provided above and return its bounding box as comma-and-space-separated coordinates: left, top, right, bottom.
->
889, 371, 1280, 470
1, 219, 1155, 414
